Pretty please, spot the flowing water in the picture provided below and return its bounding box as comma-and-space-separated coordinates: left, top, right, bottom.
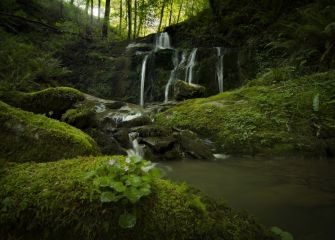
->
165, 51, 180, 103
185, 48, 198, 84
140, 55, 149, 106
162, 157, 335, 240
216, 47, 224, 93
155, 32, 171, 50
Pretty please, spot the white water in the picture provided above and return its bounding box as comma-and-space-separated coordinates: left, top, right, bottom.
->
185, 48, 198, 84
155, 32, 171, 50
216, 47, 224, 93
127, 132, 144, 158
140, 55, 149, 107
164, 51, 179, 103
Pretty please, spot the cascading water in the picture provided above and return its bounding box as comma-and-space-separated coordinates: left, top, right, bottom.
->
140, 55, 149, 107
155, 32, 171, 50
127, 132, 144, 158
185, 48, 198, 84
216, 47, 224, 93
164, 51, 179, 103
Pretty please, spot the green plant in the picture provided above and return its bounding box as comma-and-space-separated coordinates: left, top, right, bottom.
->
86, 155, 162, 229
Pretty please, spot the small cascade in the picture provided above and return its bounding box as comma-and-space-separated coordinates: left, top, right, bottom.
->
127, 132, 144, 158
155, 32, 171, 50
140, 54, 149, 107
164, 50, 179, 103
216, 47, 224, 93
185, 48, 198, 84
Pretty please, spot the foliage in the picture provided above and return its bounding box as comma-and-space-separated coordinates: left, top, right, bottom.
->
86, 155, 162, 228
0, 29, 70, 91
268, 3, 335, 70
271, 226, 294, 240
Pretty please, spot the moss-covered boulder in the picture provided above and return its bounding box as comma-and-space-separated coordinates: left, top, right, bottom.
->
0, 87, 85, 118
0, 156, 273, 240
174, 80, 206, 101
0, 101, 100, 163
156, 71, 335, 157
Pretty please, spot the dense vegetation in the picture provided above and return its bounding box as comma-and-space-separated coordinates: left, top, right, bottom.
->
0, 0, 334, 239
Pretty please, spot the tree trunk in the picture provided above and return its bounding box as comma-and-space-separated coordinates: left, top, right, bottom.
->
176, 0, 183, 23
90, 0, 93, 24
119, 0, 123, 34
85, 0, 89, 14
127, 0, 132, 39
98, 0, 101, 21
70, 0, 74, 5
60, 0, 64, 17
168, 0, 173, 26
157, 0, 166, 32
102, 0, 111, 38
133, 0, 137, 38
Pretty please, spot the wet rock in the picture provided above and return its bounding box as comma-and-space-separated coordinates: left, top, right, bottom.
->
174, 80, 206, 101
118, 115, 152, 128
176, 130, 214, 160
154, 49, 175, 70
86, 128, 126, 155
105, 101, 127, 109
130, 125, 172, 138
141, 137, 176, 153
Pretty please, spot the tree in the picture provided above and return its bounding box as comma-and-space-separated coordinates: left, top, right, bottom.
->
102, 0, 111, 38
127, 0, 132, 39
119, 0, 123, 34
157, 0, 166, 32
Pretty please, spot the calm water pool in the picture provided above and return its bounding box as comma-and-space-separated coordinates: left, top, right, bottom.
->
161, 157, 335, 240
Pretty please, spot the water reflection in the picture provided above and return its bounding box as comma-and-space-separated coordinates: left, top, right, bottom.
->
162, 157, 335, 240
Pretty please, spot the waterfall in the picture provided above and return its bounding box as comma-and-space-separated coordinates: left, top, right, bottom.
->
185, 48, 198, 84
216, 47, 224, 93
127, 132, 144, 158
155, 32, 171, 50
140, 55, 149, 107
164, 51, 179, 103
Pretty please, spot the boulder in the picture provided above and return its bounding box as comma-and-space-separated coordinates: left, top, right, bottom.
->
0, 87, 85, 119
176, 130, 215, 160
0, 101, 100, 163
141, 137, 176, 153
174, 80, 206, 101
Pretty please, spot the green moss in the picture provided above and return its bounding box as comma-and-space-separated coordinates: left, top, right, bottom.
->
0, 156, 273, 240
0, 87, 85, 118
61, 106, 96, 129
0, 101, 100, 163
156, 71, 335, 157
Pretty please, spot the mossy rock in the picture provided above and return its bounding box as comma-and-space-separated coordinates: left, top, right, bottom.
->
0, 101, 100, 163
0, 156, 274, 240
0, 87, 85, 119
156, 71, 335, 157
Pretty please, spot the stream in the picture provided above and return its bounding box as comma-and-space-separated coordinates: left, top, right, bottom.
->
162, 157, 335, 240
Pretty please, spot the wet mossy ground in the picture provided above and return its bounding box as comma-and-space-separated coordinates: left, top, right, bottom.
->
0, 156, 274, 240
156, 71, 335, 157
0, 87, 85, 119
0, 101, 100, 163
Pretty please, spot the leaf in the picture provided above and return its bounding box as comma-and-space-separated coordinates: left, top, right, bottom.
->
110, 182, 126, 192
126, 175, 142, 187
100, 191, 117, 203
270, 226, 294, 240
118, 212, 137, 229
94, 177, 113, 188
313, 94, 320, 112
125, 187, 143, 203
148, 168, 162, 179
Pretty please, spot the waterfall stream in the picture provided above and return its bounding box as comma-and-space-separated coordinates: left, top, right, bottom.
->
216, 47, 224, 93
155, 32, 171, 50
164, 51, 179, 103
140, 54, 149, 107
185, 48, 198, 84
